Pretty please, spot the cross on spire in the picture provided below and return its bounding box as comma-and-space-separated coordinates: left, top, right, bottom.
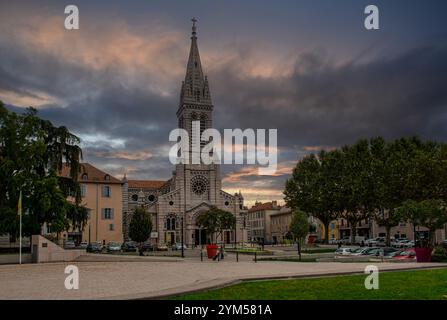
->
191, 17, 197, 37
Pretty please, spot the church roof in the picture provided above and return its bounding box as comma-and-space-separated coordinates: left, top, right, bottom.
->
127, 180, 167, 189
179, 18, 212, 106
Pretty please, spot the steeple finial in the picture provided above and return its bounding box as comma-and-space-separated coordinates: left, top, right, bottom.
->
191, 17, 197, 37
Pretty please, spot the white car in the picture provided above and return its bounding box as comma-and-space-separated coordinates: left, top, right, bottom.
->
79, 241, 88, 249
350, 247, 373, 256
365, 238, 379, 246
106, 242, 121, 253
334, 247, 353, 256
401, 240, 415, 248
64, 240, 76, 249
393, 239, 410, 248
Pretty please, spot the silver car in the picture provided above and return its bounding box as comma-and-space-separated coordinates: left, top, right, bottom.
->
106, 242, 121, 253
64, 240, 76, 249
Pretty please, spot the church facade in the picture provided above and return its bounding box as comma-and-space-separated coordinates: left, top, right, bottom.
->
122, 20, 246, 247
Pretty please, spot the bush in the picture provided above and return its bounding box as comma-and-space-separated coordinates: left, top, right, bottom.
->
431, 245, 447, 262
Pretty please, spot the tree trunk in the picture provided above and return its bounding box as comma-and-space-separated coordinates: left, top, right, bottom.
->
297, 239, 301, 261
350, 223, 357, 244
385, 225, 391, 247
324, 221, 330, 244
139, 242, 144, 256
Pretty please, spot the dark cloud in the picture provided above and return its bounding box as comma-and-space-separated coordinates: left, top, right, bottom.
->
210, 43, 447, 151
1, 6, 447, 203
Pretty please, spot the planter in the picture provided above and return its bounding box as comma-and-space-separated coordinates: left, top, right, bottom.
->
206, 244, 218, 259
415, 247, 433, 262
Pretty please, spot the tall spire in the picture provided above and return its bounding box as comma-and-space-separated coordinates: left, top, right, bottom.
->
180, 18, 212, 105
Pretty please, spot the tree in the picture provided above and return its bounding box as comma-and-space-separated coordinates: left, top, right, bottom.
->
129, 207, 152, 255
285, 136, 447, 247
339, 139, 376, 244
289, 209, 309, 260
0, 101, 85, 240
396, 199, 447, 248
284, 151, 341, 244
196, 206, 236, 245
373, 137, 446, 245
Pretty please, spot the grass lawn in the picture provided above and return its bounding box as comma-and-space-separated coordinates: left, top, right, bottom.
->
171, 267, 447, 300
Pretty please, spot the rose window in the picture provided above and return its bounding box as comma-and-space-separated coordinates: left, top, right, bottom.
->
191, 176, 208, 195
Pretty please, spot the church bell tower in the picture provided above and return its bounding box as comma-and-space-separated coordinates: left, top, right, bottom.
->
174, 18, 221, 205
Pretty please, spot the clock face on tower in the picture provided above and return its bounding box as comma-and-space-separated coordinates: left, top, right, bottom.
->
191, 175, 209, 195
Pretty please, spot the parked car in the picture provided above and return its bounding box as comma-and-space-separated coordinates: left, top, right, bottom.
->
86, 242, 103, 253
401, 240, 415, 248
339, 237, 351, 245
64, 240, 76, 249
366, 237, 388, 247
393, 248, 416, 260
350, 247, 369, 256
365, 237, 380, 246
369, 247, 399, 257
140, 242, 154, 252
328, 238, 338, 245
393, 239, 410, 248
335, 247, 353, 256
172, 242, 187, 250
350, 247, 379, 256
79, 241, 88, 249
156, 244, 168, 251
121, 241, 137, 252
106, 242, 121, 253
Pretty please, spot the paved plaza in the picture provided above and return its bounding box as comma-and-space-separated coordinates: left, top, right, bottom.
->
1, 257, 446, 299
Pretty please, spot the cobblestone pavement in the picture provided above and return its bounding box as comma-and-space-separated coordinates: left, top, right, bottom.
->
0, 260, 445, 299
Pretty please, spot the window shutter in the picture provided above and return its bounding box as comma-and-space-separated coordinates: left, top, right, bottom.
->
108, 187, 111, 197
111, 208, 114, 220
101, 209, 105, 220
102, 186, 106, 197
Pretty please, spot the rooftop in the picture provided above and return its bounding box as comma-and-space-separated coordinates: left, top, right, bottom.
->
127, 180, 167, 189
59, 163, 122, 184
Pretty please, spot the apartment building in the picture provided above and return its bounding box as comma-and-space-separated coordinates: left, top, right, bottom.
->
60, 163, 124, 245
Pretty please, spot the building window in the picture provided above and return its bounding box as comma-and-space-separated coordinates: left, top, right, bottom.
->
109, 224, 114, 231
102, 208, 114, 220
80, 184, 87, 198
148, 194, 155, 202
102, 185, 111, 197
166, 217, 176, 231
131, 194, 138, 201
81, 173, 88, 180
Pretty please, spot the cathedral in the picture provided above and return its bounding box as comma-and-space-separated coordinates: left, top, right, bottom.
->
122, 19, 246, 246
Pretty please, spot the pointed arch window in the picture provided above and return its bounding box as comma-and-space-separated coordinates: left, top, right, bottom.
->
200, 114, 207, 148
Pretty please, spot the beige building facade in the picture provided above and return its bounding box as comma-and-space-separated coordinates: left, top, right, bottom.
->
60, 163, 123, 245
246, 201, 280, 243
270, 207, 293, 244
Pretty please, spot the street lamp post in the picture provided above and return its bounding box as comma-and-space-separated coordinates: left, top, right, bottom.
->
181, 216, 184, 258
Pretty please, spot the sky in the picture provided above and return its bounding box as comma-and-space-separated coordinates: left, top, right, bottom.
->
1, 0, 447, 206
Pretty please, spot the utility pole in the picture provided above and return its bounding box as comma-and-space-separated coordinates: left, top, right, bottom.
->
181, 216, 184, 258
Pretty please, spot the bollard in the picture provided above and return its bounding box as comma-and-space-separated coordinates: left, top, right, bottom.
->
254, 251, 257, 263
200, 250, 203, 262
236, 251, 239, 262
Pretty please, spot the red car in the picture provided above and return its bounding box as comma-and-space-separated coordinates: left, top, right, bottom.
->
393, 248, 416, 260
